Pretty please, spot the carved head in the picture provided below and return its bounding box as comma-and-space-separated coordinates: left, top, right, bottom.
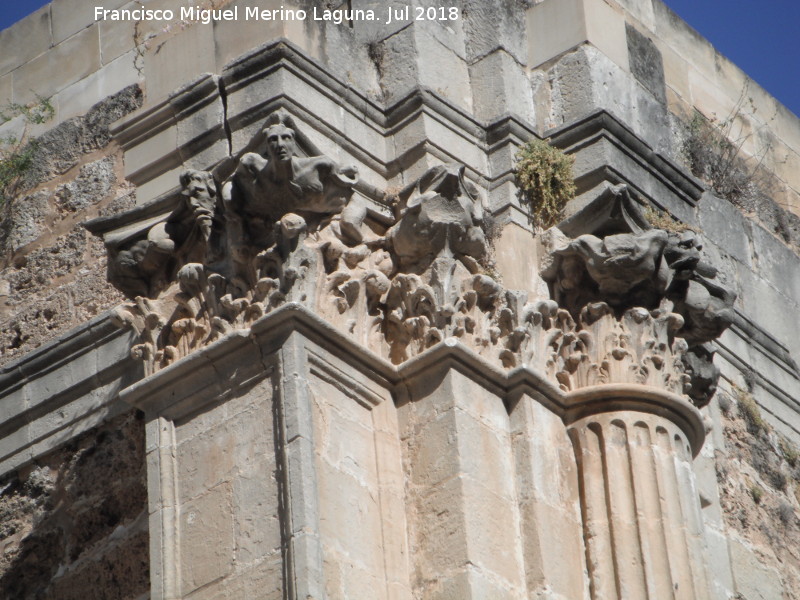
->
179, 169, 216, 217
265, 123, 296, 164
180, 170, 215, 198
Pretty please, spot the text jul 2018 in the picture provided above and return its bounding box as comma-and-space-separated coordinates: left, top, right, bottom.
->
94, 5, 461, 26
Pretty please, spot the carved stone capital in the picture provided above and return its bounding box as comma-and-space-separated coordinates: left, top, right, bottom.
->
100, 118, 734, 414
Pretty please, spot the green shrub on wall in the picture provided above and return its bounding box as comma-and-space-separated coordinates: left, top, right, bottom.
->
514, 138, 576, 228
0, 96, 54, 207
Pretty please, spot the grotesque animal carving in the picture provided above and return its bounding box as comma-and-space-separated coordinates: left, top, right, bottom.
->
387, 163, 488, 274
543, 223, 736, 406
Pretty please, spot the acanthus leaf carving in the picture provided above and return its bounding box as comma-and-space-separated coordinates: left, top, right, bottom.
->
103, 115, 733, 407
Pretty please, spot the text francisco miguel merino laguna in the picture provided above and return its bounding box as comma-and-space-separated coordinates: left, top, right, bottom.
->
94, 5, 460, 26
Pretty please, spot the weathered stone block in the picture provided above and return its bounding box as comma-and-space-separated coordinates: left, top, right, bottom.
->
749, 220, 800, 303
517, 499, 585, 599
1, 190, 49, 254
538, 45, 672, 157
375, 26, 419, 105
459, 476, 525, 588
55, 54, 138, 121
55, 156, 116, 213
175, 384, 273, 504
318, 463, 383, 572
615, 0, 657, 30
133, 165, 184, 204
626, 22, 666, 104
0, 423, 31, 469
186, 559, 284, 600
180, 483, 235, 594
413, 475, 470, 578
409, 408, 460, 489
462, 0, 526, 64
454, 410, 515, 501
415, 29, 472, 113
123, 123, 178, 180
527, 0, 585, 68
511, 398, 579, 505
688, 69, 733, 122
0, 6, 51, 77
660, 42, 692, 107
697, 193, 753, 268
349, 0, 420, 45
27, 384, 109, 443
652, 0, 715, 74
317, 418, 377, 491
13, 26, 101, 106
99, 16, 137, 65
143, 24, 216, 103
736, 268, 800, 357
213, 1, 286, 70
308, 15, 381, 93
451, 375, 507, 432
703, 526, 735, 600
426, 563, 523, 600
469, 49, 535, 123
729, 537, 784, 600
52, 0, 125, 45
527, 0, 628, 72
232, 474, 281, 565
492, 224, 545, 297
766, 144, 800, 195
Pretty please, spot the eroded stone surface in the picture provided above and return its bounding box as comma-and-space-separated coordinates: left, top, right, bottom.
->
0, 86, 141, 365
713, 388, 800, 600
0, 411, 148, 599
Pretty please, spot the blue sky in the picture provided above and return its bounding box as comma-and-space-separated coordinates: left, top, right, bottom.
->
1, 0, 799, 116
1, 0, 50, 35
663, 0, 800, 117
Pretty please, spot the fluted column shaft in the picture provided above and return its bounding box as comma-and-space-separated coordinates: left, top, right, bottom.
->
566, 387, 710, 600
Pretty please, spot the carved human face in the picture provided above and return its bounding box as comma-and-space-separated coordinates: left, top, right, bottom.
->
266, 124, 296, 163
181, 171, 215, 215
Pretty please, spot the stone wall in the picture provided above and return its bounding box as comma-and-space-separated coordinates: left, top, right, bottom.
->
1, 1, 800, 599
0, 410, 148, 599
0, 86, 142, 365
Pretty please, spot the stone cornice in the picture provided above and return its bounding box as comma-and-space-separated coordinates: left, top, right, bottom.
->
101, 39, 706, 231
546, 109, 705, 208
0, 310, 141, 475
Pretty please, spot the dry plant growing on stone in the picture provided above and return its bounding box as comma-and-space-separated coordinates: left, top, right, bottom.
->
734, 384, 768, 435
779, 437, 799, 468
643, 205, 695, 233
682, 86, 773, 211
0, 96, 54, 207
514, 138, 576, 228
749, 482, 765, 504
